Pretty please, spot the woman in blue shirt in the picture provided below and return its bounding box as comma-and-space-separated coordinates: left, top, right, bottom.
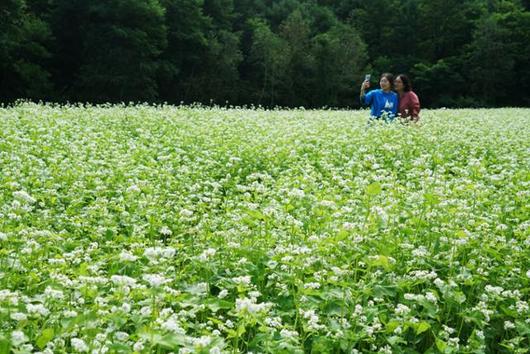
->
359, 73, 398, 121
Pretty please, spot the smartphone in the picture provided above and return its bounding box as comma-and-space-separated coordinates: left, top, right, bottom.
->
365, 74, 371, 82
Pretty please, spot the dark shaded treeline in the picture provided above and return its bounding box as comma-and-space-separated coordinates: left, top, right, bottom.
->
1, 0, 529, 108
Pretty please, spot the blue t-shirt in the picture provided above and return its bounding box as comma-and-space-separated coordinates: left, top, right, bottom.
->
363, 89, 398, 119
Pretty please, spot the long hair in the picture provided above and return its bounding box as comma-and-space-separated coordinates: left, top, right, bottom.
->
396, 74, 412, 92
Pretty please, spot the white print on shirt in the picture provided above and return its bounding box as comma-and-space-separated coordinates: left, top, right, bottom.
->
384, 100, 394, 109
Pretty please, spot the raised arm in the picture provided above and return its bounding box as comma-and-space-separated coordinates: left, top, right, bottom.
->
360, 80, 370, 104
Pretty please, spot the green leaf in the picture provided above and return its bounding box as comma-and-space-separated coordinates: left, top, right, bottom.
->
0, 335, 10, 353
451, 291, 466, 304
385, 320, 400, 333
387, 335, 407, 345
36, 328, 55, 349
424, 193, 440, 205
368, 255, 392, 270
204, 298, 232, 312
246, 209, 266, 221
156, 333, 188, 349
366, 182, 382, 196
415, 321, 431, 335
435, 338, 447, 352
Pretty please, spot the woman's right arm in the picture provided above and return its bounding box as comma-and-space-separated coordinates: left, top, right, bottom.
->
360, 81, 370, 104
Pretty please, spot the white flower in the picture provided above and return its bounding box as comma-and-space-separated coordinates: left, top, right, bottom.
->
159, 226, 173, 236
218, 289, 229, 299
264, 317, 282, 328
404, 293, 416, 301
198, 248, 216, 261
64, 310, 78, 318
209, 347, 222, 354
121, 303, 131, 313
144, 247, 176, 260
0, 232, 7, 241
11, 330, 28, 345
379, 345, 392, 354
161, 317, 185, 334
133, 341, 145, 351
27, 303, 49, 317
395, 304, 411, 316
412, 246, 429, 257
299, 309, 325, 331
192, 336, 211, 347
526, 270, 530, 279
425, 292, 437, 303
142, 274, 170, 287
140, 306, 152, 317
13, 191, 36, 204
288, 188, 305, 198
504, 321, 515, 330
119, 251, 138, 262
267, 260, 278, 269
126, 184, 141, 193
304, 282, 320, 289
249, 290, 261, 299
110, 275, 137, 287
318, 200, 336, 208
10, 312, 27, 321
434, 278, 445, 288
232, 275, 252, 285
280, 329, 299, 338
179, 209, 194, 218
114, 332, 129, 341
44, 287, 64, 300
485, 285, 504, 296
235, 297, 272, 314
71, 338, 89, 352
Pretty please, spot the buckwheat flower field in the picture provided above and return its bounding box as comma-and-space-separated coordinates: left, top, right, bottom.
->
0, 103, 529, 353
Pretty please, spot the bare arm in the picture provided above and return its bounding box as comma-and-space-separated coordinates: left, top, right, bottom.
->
360, 80, 370, 102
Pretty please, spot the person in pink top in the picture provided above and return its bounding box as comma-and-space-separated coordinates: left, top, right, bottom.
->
394, 74, 420, 122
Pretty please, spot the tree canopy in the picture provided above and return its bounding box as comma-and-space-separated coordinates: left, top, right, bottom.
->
1, 0, 529, 108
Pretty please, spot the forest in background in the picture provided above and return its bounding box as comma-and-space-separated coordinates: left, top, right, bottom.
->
1, 0, 529, 108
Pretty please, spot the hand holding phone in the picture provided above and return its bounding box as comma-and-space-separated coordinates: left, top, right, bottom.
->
362, 74, 371, 89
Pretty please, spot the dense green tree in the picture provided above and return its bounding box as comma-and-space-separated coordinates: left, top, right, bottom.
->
157, 0, 209, 102
47, 0, 89, 100
411, 58, 467, 107
186, 0, 243, 104
459, 2, 529, 106
0, 0, 528, 107
415, 0, 483, 61
76, 0, 167, 102
248, 18, 290, 106
310, 24, 367, 107
278, 9, 314, 107
0, 0, 52, 101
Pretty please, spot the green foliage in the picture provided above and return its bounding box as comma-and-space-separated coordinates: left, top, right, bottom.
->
0, 0, 52, 100
0, 104, 529, 352
76, 0, 167, 102
0, 0, 529, 107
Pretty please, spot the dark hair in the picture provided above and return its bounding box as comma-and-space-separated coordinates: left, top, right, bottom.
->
396, 74, 412, 92
380, 73, 394, 89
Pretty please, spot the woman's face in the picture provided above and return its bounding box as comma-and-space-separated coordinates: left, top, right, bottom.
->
394, 77, 404, 92
380, 76, 391, 91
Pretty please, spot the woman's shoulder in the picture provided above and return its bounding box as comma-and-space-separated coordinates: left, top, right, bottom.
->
408, 91, 419, 99
389, 90, 398, 98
